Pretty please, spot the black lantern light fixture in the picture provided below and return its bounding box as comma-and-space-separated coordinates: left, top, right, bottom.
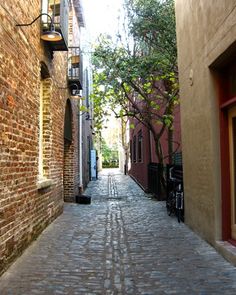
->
16, 13, 62, 42
68, 83, 81, 96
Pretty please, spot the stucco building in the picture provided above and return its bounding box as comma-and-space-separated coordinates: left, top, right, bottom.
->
0, 0, 90, 274
175, 0, 236, 264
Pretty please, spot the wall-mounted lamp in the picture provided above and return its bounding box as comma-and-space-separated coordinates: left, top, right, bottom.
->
68, 83, 81, 96
16, 13, 62, 42
57, 83, 81, 98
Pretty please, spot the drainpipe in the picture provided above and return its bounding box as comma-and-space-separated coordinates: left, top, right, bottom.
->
79, 99, 83, 194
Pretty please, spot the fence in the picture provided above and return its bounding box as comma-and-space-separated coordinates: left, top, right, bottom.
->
147, 163, 163, 200
148, 153, 183, 200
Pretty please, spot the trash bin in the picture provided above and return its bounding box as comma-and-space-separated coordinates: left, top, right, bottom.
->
76, 195, 91, 204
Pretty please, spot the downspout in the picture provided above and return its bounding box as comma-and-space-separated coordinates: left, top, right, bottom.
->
79, 44, 84, 194
79, 99, 83, 194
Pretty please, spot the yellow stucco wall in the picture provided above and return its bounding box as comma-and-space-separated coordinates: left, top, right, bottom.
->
175, 1, 236, 244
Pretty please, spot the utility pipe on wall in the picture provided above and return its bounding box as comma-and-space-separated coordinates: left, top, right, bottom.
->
79, 98, 83, 193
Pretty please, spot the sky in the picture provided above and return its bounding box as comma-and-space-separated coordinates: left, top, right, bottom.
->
81, 0, 125, 143
81, 0, 124, 42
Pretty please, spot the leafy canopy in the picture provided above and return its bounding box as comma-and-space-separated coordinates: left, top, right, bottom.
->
91, 0, 179, 163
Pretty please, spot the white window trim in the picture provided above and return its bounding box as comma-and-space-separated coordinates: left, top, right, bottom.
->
37, 81, 53, 190
38, 82, 44, 180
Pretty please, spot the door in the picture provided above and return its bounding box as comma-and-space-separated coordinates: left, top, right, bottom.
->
228, 106, 236, 239
90, 150, 97, 181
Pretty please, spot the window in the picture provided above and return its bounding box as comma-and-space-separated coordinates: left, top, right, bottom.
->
137, 131, 143, 162
228, 65, 236, 98
133, 136, 136, 163
41, 0, 61, 24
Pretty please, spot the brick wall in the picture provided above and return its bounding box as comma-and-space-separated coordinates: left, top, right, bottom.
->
63, 100, 79, 202
0, 0, 80, 274
129, 104, 182, 192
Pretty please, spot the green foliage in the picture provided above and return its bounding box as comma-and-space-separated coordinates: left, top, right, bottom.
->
130, 123, 135, 129
91, 0, 179, 165
127, 0, 176, 64
79, 105, 89, 112
101, 140, 119, 168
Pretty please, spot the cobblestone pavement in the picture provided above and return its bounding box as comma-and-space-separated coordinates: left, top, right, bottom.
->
1, 169, 236, 294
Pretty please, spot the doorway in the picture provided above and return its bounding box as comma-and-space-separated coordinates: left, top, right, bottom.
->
218, 61, 236, 241
228, 106, 236, 239
63, 99, 73, 202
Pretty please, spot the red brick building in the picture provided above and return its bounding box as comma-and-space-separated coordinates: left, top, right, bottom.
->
129, 105, 181, 193
0, 0, 87, 274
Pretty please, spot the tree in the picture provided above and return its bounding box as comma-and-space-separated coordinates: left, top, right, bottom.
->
101, 140, 119, 168
91, 0, 179, 186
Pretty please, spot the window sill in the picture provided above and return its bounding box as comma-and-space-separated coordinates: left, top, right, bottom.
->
37, 178, 53, 190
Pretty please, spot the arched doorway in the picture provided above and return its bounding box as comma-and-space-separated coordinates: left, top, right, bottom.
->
63, 99, 74, 202
39, 62, 52, 180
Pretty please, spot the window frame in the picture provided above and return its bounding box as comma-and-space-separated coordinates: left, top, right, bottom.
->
137, 130, 143, 163
133, 136, 137, 163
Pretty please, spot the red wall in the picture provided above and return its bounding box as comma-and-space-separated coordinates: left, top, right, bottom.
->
129, 124, 150, 190
129, 104, 181, 191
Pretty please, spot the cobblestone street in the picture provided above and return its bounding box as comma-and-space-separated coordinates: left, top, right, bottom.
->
1, 169, 236, 294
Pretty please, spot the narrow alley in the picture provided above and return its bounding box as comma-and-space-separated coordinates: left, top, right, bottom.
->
1, 170, 236, 294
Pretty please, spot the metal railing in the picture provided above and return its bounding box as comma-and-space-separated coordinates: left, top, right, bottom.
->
41, 0, 69, 50
68, 47, 82, 90
68, 47, 80, 79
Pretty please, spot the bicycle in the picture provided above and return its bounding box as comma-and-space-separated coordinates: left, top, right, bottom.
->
175, 183, 184, 223
166, 184, 176, 217
166, 166, 184, 223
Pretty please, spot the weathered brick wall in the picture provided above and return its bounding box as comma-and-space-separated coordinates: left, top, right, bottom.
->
64, 100, 79, 202
67, 4, 86, 191
0, 0, 80, 274
62, 5, 80, 200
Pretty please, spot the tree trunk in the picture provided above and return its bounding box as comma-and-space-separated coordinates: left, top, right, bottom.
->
154, 138, 166, 199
